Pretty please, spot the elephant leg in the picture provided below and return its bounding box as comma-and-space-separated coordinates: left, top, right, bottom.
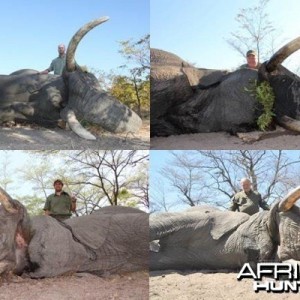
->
0, 103, 63, 128
11, 103, 35, 117
150, 247, 187, 271
0, 103, 34, 123
0, 106, 17, 123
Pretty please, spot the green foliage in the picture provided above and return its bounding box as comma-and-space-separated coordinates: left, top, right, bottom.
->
255, 81, 275, 131
245, 80, 275, 131
110, 75, 150, 114
17, 195, 45, 216
118, 34, 150, 73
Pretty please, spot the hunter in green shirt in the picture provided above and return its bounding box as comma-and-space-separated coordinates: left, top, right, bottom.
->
40, 44, 66, 75
229, 178, 269, 216
44, 179, 76, 221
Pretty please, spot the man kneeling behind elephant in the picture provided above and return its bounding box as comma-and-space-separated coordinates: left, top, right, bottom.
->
229, 178, 269, 215
43, 179, 76, 221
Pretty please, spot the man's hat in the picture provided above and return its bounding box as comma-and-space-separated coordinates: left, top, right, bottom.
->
53, 179, 64, 186
246, 50, 257, 57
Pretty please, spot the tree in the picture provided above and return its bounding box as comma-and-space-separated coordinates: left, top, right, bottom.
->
150, 178, 176, 213
17, 150, 149, 215
118, 34, 150, 74
158, 150, 300, 210
118, 35, 150, 116
65, 150, 149, 209
0, 151, 13, 190
160, 151, 210, 207
227, 0, 276, 62
110, 75, 150, 113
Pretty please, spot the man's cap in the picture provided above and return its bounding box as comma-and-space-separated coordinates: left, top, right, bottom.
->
246, 50, 257, 57
53, 179, 64, 185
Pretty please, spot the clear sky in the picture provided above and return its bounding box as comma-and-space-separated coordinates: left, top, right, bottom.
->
151, 0, 300, 71
0, 0, 149, 75
150, 150, 300, 212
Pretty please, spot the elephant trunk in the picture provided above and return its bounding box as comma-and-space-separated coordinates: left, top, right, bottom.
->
266, 36, 300, 73
66, 16, 109, 72
66, 72, 142, 133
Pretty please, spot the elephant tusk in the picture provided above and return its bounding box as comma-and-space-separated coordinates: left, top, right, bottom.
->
266, 36, 300, 73
277, 115, 300, 133
66, 17, 109, 72
0, 187, 17, 214
61, 108, 97, 140
278, 186, 300, 212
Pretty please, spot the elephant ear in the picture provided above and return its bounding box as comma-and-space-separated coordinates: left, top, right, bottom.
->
65, 212, 111, 249
209, 210, 250, 240
182, 68, 228, 88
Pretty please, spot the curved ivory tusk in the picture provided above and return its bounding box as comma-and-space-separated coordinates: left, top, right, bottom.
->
277, 115, 300, 133
62, 108, 97, 140
0, 187, 17, 213
278, 186, 300, 212
66, 16, 109, 72
266, 37, 300, 72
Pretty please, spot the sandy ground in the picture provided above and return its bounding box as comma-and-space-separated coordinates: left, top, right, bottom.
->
151, 130, 300, 150
0, 271, 149, 300
0, 119, 149, 150
150, 270, 300, 300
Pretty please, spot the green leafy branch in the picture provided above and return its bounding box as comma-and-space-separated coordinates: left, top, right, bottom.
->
245, 80, 275, 131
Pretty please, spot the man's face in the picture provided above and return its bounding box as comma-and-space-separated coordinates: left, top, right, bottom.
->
58, 45, 65, 55
246, 54, 258, 69
241, 180, 251, 192
54, 182, 63, 193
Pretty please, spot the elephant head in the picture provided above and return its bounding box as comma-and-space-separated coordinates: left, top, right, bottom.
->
61, 17, 143, 140
0, 187, 31, 275
269, 186, 300, 262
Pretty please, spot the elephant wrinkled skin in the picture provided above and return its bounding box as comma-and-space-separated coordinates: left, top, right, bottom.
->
150, 186, 300, 270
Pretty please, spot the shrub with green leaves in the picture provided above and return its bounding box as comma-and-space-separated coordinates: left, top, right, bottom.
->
245, 80, 275, 131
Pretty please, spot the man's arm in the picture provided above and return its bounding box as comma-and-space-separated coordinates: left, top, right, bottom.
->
259, 194, 270, 210
40, 61, 54, 74
228, 195, 238, 211
70, 196, 77, 212
43, 197, 51, 215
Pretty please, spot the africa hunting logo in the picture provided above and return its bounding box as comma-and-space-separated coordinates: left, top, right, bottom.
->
237, 262, 300, 293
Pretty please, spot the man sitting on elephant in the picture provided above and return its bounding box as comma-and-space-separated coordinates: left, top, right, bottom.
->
229, 178, 269, 215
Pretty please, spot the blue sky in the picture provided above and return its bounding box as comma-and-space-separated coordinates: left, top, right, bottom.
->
150, 150, 300, 212
151, 0, 300, 71
0, 0, 149, 74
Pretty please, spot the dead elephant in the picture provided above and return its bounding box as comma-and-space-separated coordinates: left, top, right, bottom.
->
151, 37, 300, 137
0, 17, 142, 140
150, 186, 300, 271
0, 187, 148, 278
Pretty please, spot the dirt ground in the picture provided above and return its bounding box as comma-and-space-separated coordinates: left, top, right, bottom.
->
0, 119, 149, 150
150, 270, 300, 300
151, 129, 300, 150
0, 271, 149, 300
